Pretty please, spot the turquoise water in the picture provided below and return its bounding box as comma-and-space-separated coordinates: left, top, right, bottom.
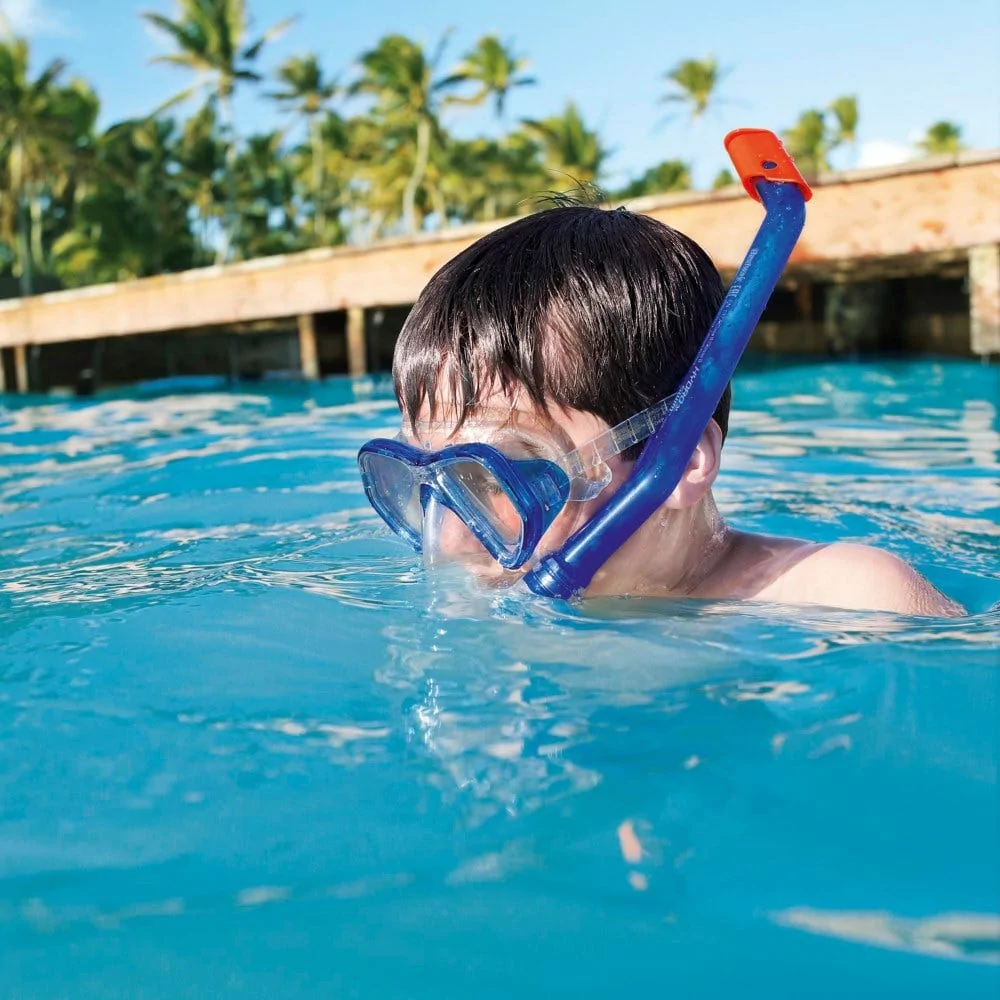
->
1, 359, 998, 998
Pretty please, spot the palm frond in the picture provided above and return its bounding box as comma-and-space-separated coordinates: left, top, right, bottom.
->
241, 15, 297, 61
150, 53, 211, 71
30, 58, 67, 96
428, 29, 454, 73
148, 84, 203, 118
141, 12, 202, 52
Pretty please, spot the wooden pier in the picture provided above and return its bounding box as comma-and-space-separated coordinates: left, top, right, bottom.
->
1, 151, 997, 393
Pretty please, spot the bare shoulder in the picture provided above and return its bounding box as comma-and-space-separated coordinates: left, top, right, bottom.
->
769, 541, 965, 617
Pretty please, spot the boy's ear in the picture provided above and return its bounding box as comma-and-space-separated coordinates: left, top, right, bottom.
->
665, 418, 723, 510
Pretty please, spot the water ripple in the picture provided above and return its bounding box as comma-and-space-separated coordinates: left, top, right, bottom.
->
1, 364, 997, 996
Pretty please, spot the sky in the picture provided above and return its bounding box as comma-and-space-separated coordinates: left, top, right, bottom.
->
3, 0, 999, 188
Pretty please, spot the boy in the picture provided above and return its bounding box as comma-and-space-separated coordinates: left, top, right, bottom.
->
362, 205, 962, 617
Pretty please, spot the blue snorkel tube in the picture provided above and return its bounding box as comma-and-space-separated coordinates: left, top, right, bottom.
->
525, 128, 813, 600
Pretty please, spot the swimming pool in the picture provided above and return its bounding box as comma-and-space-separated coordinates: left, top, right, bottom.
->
1, 358, 997, 998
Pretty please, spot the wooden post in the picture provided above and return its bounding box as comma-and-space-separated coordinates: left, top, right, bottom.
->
297, 312, 320, 380
969, 244, 1000, 356
14, 344, 28, 393
823, 281, 847, 354
347, 306, 366, 377
227, 335, 240, 383
794, 281, 814, 321
0, 349, 6, 393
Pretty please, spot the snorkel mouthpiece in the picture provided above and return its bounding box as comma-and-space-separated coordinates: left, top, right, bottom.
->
526, 129, 812, 599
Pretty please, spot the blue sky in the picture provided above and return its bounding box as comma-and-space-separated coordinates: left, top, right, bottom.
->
4, 0, 999, 187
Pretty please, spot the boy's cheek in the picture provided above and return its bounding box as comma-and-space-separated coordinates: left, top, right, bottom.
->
534, 458, 635, 557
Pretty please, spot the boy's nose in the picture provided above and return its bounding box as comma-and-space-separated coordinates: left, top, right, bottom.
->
421, 496, 492, 567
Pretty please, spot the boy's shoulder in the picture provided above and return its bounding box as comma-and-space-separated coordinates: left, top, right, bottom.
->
748, 537, 964, 617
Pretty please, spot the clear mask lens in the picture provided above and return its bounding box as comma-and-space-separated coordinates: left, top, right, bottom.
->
421, 494, 495, 567
359, 451, 422, 536
440, 459, 523, 547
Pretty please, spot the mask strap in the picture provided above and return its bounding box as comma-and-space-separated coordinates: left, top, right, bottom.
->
559, 393, 680, 499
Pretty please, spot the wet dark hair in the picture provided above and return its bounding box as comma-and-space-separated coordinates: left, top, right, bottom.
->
394, 206, 729, 459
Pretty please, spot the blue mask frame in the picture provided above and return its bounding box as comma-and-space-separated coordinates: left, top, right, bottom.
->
357, 439, 572, 568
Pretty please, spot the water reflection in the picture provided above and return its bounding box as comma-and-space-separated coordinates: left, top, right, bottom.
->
374, 576, 998, 872
772, 908, 1000, 965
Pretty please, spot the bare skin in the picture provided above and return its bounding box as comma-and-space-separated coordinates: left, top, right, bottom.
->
410, 387, 964, 618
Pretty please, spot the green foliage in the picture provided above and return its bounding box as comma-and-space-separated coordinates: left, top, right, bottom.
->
445, 35, 535, 117
350, 33, 460, 235
615, 160, 691, 199
711, 168, 736, 190
661, 57, 725, 123
0, 10, 972, 297
141, 0, 295, 101
269, 54, 338, 116
783, 96, 859, 176
267, 54, 340, 245
230, 131, 302, 258
783, 108, 830, 177
142, 0, 294, 261
0, 36, 97, 293
350, 32, 540, 234
917, 121, 964, 156
51, 117, 200, 285
432, 133, 545, 222
828, 95, 858, 147
521, 102, 608, 189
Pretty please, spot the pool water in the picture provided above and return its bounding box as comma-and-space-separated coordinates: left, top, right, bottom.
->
1, 358, 998, 998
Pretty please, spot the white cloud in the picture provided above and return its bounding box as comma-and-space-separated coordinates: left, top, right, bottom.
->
857, 138, 915, 170
0, 0, 69, 37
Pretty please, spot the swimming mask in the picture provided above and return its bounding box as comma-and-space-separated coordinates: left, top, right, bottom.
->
357, 393, 677, 569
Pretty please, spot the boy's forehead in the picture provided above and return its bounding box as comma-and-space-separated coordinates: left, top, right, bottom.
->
416, 381, 531, 419
410, 397, 553, 443
411, 384, 611, 451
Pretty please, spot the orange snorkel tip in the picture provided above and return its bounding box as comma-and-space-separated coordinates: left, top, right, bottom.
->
724, 128, 813, 203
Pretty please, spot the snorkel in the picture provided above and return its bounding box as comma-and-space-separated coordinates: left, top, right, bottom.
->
525, 128, 812, 599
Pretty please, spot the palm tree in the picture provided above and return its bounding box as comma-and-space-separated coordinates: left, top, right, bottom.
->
268, 54, 339, 244
828, 95, 859, 165
352, 33, 465, 235
175, 102, 226, 253
342, 111, 412, 240
32, 79, 99, 268
282, 109, 353, 245
52, 117, 199, 285
428, 132, 544, 224
521, 102, 608, 190
616, 159, 691, 200
917, 121, 964, 156
711, 168, 736, 190
661, 56, 725, 124
316, 111, 356, 243
0, 36, 77, 294
232, 131, 302, 258
446, 35, 535, 117
478, 132, 545, 219
783, 109, 829, 178
141, 0, 295, 263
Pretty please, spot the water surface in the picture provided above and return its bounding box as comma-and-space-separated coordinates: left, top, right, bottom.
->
1, 359, 998, 998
